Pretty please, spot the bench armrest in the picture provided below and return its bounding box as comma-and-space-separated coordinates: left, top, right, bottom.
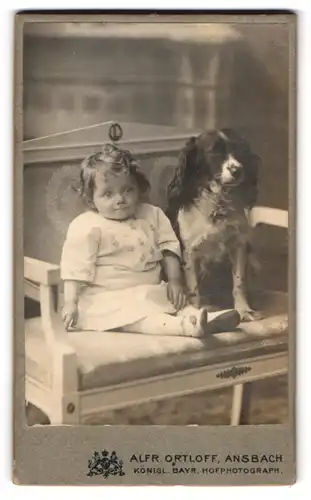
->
24, 256, 71, 346
24, 257, 61, 285
24, 256, 79, 395
249, 207, 288, 229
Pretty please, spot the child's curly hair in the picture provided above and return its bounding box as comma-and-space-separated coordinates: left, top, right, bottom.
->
78, 143, 150, 210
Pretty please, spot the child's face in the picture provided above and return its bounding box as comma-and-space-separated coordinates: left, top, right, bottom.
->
93, 170, 140, 220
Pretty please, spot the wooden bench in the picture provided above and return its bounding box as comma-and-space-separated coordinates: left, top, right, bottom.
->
25, 206, 289, 425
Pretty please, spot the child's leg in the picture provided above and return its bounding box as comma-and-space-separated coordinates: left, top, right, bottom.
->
123, 310, 207, 338
123, 307, 241, 338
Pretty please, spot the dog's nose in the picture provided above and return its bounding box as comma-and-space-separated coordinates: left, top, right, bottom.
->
228, 164, 242, 178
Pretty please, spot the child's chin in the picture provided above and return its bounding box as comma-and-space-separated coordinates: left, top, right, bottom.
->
106, 210, 135, 221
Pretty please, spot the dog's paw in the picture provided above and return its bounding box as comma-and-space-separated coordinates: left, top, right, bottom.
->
237, 308, 264, 322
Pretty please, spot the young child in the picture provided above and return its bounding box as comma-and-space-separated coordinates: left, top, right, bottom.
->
60, 143, 240, 338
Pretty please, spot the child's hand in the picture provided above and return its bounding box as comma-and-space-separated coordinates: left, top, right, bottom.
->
61, 302, 79, 330
167, 282, 187, 311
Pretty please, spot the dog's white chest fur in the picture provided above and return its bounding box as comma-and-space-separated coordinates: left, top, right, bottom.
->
177, 193, 250, 263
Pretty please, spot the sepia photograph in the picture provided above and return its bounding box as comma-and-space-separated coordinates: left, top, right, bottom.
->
23, 18, 291, 431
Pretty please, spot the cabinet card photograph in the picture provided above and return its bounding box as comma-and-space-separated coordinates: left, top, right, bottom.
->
14, 12, 296, 486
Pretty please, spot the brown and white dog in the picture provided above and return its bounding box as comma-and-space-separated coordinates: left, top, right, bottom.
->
166, 128, 263, 322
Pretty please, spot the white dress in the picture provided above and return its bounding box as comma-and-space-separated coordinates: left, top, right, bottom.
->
60, 203, 181, 331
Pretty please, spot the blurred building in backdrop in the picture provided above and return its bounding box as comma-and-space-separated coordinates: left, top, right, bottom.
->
23, 22, 242, 138
23, 22, 289, 211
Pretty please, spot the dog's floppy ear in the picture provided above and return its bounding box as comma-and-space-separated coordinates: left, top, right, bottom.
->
166, 136, 200, 220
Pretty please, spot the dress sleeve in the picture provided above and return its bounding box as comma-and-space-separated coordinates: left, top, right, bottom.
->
154, 207, 181, 259
60, 215, 101, 282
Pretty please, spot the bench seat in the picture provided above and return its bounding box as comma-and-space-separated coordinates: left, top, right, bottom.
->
26, 291, 288, 392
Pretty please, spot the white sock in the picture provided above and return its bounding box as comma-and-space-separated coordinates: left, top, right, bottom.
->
123, 310, 206, 338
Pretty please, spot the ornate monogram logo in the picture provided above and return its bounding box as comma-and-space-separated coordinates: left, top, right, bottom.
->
87, 450, 125, 479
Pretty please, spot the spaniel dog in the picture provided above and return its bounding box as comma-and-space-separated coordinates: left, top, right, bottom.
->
166, 128, 262, 322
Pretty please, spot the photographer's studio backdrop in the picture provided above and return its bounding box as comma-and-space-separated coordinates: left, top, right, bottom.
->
23, 22, 289, 424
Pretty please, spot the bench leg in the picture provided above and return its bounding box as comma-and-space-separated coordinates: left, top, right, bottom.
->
49, 394, 80, 425
230, 382, 253, 425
